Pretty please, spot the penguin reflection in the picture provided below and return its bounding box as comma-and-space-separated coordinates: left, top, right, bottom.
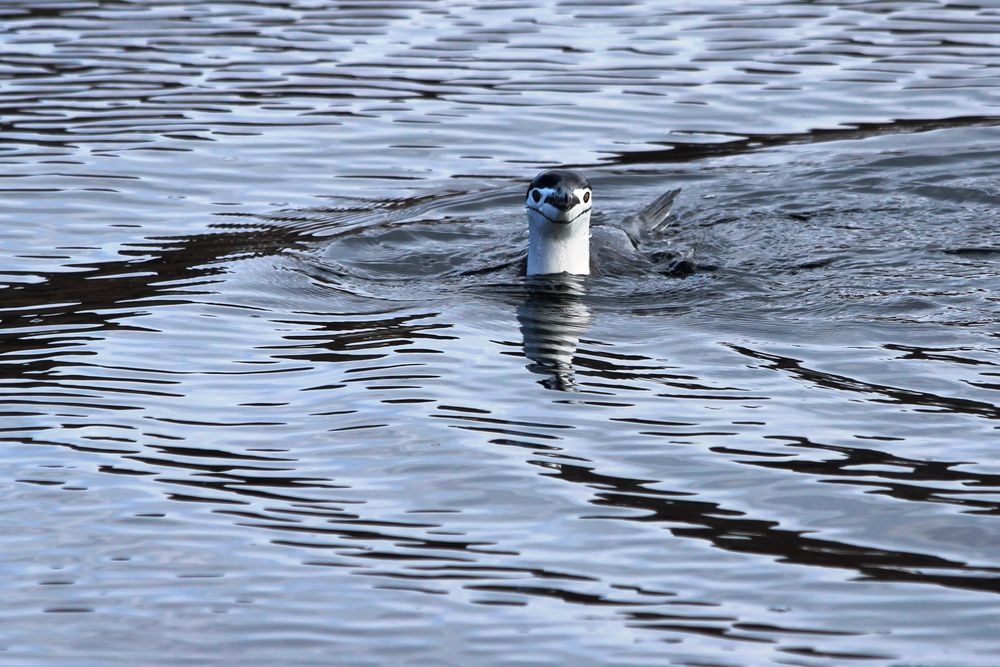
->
517, 275, 592, 391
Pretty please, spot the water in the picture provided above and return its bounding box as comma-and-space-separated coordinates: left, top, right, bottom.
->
2, 1, 1000, 664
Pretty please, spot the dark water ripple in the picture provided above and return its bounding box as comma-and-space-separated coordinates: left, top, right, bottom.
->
3, 1, 1000, 665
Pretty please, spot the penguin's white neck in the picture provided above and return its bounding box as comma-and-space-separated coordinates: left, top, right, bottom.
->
526, 209, 591, 276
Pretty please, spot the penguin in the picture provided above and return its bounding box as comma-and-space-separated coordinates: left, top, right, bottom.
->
524, 169, 680, 276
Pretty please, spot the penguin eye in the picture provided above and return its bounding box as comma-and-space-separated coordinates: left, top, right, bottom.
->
530, 189, 541, 203
583, 190, 591, 204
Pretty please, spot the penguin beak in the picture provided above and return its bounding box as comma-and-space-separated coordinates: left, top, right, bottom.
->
544, 189, 579, 212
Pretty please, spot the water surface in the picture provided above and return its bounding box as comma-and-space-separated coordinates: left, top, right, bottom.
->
2, 1, 1000, 665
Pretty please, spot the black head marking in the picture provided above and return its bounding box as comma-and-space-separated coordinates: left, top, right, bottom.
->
527, 169, 590, 195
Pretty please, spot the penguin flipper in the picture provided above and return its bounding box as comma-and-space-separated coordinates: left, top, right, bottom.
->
627, 188, 681, 238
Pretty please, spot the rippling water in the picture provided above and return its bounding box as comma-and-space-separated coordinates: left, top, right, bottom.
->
3, 1, 1000, 664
